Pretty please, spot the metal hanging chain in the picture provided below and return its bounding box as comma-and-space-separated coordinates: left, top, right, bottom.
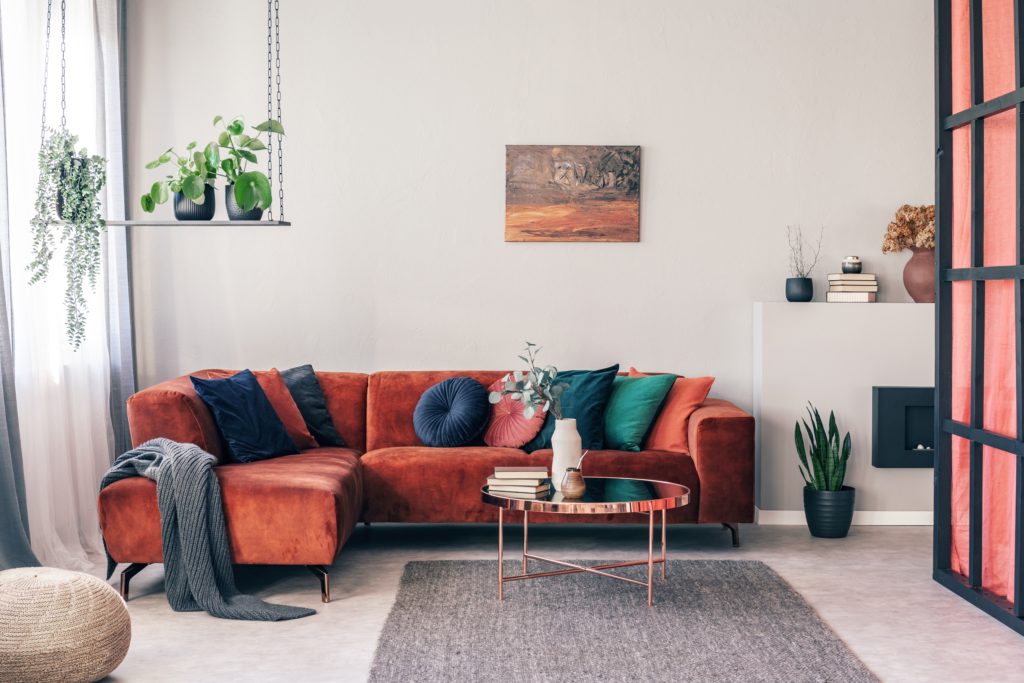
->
266, 0, 274, 220
274, 0, 283, 220
59, 0, 66, 129
40, 0, 54, 141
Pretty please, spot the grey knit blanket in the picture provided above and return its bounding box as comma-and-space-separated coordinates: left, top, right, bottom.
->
100, 438, 315, 621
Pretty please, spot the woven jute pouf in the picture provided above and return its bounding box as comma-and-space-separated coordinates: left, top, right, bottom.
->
0, 567, 131, 683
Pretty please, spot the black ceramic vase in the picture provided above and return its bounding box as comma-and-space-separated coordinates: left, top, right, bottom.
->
786, 277, 813, 302
803, 486, 855, 538
173, 186, 216, 221
225, 185, 264, 221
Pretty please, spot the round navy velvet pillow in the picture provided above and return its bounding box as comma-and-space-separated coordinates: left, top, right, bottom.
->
413, 377, 490, 447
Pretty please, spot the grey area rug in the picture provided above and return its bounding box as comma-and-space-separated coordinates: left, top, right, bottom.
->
369, 560, 877, 683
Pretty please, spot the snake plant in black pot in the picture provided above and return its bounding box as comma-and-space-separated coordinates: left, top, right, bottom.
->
795, 403, 854, 538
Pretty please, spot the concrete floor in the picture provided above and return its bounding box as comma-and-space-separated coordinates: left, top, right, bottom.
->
105, 524, 1024, 682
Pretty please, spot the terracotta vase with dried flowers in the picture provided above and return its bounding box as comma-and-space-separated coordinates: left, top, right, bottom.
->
882, 204, 935, 303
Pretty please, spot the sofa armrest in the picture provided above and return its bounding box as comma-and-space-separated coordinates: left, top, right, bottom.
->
126, 374, 225, 460
687, 398, 754, 524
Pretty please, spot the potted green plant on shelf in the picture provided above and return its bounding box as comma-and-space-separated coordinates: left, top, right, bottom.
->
795, 403, 854, 538
30, 128, 107, 349
140, 141, 219, 220
213, 115, 284, 220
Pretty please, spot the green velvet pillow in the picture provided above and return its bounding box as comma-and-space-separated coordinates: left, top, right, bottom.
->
603, 374, 677, 451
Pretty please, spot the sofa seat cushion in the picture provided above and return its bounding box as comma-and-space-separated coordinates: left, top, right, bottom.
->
98, 447, 363, 566
360, 446, 699, 524
361, 446, 545, 522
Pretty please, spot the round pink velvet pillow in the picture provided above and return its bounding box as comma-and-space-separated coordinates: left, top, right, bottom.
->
483, 378, 548, 448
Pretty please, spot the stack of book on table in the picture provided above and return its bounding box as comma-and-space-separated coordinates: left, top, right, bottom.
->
827, 273, 878, 303
487, 466, 550, 498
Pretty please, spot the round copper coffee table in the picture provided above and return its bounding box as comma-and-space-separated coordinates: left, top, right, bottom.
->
482, 476, 690, 607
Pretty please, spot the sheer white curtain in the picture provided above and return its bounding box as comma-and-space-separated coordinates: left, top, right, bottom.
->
0, 0, 127, 570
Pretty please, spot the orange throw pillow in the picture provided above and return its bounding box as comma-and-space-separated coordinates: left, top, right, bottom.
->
206, 368, 319, 450
628, 368, 714, 453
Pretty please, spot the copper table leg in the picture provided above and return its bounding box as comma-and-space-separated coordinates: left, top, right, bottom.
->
661, 509, 667, 579
498, 507, 504, 601
523, 510, 529, 573
647, 511, 655, 607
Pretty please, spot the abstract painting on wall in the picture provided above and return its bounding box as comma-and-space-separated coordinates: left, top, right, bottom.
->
505, 145, 641, 242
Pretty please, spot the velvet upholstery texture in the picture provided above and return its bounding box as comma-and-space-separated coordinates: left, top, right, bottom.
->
281, 364, 346, 447
206, 368, 319, 450
360, 446, 699, 524
687, 399, 755, 523
126, 374, 227, 461
413, 377, 491, 447
367, 371, 507, 450
315, 372, 369, 452
98, 448, 363, 566
191, 370, 298, 463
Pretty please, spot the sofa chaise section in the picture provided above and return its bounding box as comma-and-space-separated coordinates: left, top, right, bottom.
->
98, 370, 369, 601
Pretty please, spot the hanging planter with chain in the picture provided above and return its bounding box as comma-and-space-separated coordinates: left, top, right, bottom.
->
137, 0, 286, 223
28, 0, 108, 350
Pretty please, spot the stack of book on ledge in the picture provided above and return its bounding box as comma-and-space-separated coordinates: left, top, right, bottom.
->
826, 272, 878, 303
487, 466, 550, 498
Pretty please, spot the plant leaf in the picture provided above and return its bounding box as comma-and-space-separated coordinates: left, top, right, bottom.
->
150, 181, 168, 205
233, 171, 272, 210
254, 119, 285, 135
140, 194, 155, 212
227, 118, 245, 135
212, 115, 223, 126
182, 174, 205, 201
204, 142, 220, 170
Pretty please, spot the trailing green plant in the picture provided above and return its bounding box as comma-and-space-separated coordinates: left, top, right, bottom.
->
140, 140, 219, 212
794, 403, 852, 491
489, 342, 569, 419
30, 128, 107, 349
213, 115, 284, 212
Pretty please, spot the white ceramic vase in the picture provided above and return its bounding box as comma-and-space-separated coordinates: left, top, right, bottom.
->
550, 418, 582, 491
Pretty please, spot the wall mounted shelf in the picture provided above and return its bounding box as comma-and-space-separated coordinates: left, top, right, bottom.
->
106, 220, 291, 227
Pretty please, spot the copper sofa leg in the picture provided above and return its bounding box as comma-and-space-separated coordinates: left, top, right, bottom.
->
722, 523, 740, 548
119, 563, 148, 601
307, 565, 331, 603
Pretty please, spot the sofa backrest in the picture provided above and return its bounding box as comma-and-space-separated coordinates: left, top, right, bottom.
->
126, 369, 370, 459
366, 370, 508, 451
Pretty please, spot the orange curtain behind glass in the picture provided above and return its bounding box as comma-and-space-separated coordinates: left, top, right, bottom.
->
950, 0, 1018, 604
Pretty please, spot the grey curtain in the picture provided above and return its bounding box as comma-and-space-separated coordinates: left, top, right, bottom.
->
0, 1, 39, 570
96, 0, 135, 457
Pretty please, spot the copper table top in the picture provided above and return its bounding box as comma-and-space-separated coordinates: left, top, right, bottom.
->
481, 476, 689, 514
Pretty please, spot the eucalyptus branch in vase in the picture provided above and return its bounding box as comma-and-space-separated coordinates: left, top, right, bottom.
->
488, 342, 568, 420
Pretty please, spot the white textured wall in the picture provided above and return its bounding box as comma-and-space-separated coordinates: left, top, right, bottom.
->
126, 0, 934, 414
754, 303, 935, 513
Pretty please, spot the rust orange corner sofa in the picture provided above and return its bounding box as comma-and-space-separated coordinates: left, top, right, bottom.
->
98, 369, 755, 601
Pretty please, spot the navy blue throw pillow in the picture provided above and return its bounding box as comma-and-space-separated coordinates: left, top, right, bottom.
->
280, 364, 346, 447
413, 377, 490, 447
524, 364, 619, 452
191, 369, 298, 463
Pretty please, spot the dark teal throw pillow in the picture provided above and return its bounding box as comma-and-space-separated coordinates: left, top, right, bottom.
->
523, 364, 619, 452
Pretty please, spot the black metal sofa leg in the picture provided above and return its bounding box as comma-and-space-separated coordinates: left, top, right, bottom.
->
119, 563, 148, 600
722, 523, 740, 548
307, 565, 331, 603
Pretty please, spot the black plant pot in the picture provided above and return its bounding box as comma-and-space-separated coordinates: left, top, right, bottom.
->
803, 486, 855, 538
225, 184, 264, 221
173, 186, 216, 221
786, 277, 813, 302
55, 158, 83, 220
